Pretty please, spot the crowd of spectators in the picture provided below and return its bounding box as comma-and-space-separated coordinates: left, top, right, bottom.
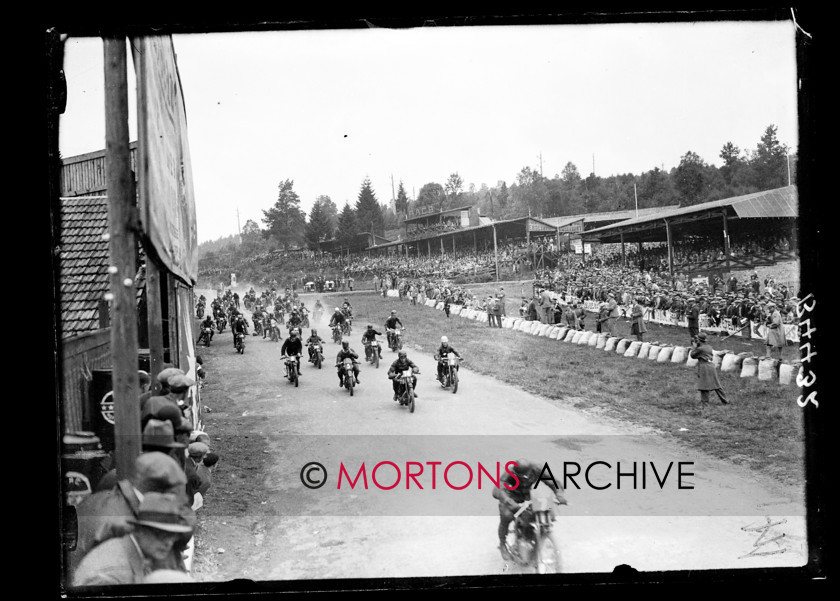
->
68, 361, 216, 586
406, 218, 463, 240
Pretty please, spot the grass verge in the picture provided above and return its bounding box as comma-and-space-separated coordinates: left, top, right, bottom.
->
344, 291, 805, 486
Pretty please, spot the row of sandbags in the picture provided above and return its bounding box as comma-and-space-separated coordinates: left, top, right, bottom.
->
421, 301, 799, 386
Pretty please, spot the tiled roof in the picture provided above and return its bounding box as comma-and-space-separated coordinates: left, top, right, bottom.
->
59, 196, 110, 339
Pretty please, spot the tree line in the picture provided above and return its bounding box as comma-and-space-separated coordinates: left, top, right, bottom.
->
200, 124, 794, 259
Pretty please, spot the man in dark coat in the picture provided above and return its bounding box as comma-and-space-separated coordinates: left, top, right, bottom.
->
689, 332, 729, 407
686, 297, 700, 343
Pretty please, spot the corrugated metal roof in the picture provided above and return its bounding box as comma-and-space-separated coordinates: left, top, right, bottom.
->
586, 186, 797, 235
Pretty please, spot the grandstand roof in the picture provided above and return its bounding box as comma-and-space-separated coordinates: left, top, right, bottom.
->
540, 205, 678, 228
584, 186, 797, 243
405, 204, 474, 223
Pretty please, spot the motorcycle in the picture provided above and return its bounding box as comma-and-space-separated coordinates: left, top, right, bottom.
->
253, 318, 264, 337
338, 357, 357, 396
216, 315, 227, 333
197, 326, 213, 347
387, 327, 404, 352
234, 331, 246, 354
394, 368, 419, 413
332, 325, 343, 344
364, 340, 381, 369
269, 319, 282, 342
502, 485, 563, 574
196, 304, 205, 319
439, 352, 460, 393
308, 342, 324, 369
284, 354, 301, 387
301, 310, 310, 329
313, 307, 323, 323
341, 321, 352, 337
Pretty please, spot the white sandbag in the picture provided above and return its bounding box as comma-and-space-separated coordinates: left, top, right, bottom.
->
671, 346, 688, 363
604, 337, 619, 352
518, 321, 531, 333
740, 357, 758, 378
578, 331, 593, 345
386, 289, 399, 298
588, 331, 599, 347
450, 306, 462, 316
511, 318, 522, 329
554, 326, 568, 340
685, 352, 698, 367
656, 346, 674, 362
502, 317, 513, 329
758, 358, 779, 381
778, 362, 796, 386
529, 322, 543, 335
624, 340, 641, 357
571, 330, 584, 344
712, 351, 726, 368
435, 302, 444, 311
548, 327, 561, 340
637, 342, 651, 359
425, 299, 436, 307
596, 333, 608, 350
539, 324, 552, 337
616, 339, 630, 354
720, 353, 743, 373
563, 329, 577, 343
647, 344, 661, 360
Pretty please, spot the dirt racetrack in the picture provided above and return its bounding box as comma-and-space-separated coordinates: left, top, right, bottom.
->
190, 289, 806, 582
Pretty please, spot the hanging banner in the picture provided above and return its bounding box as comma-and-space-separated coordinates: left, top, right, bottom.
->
176, 286, 201, 430
132, 36, 198, 285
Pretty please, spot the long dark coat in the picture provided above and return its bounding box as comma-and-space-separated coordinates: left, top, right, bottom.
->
690, 342, 723, 390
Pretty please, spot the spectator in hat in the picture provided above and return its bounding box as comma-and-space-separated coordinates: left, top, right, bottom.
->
139, 366, 182, 414
596, 302, 609, 333
185, 442, 211, 505
197, 452, 219, 497
70, 453, 189, 581
686, 297, 700, 343
630, 297, 647, 342
764, 301, 786, 359
689, 332, 729, 410
605, 293, 619, 335
141, 375, 195, 429
72, 492, 195, 586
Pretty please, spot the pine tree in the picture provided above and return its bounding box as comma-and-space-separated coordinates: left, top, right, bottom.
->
305, 198, 334, 249
355, 177, 385, 236
395, 181, 409, 218
261, 179, 306, 250
336, 202, 359, 246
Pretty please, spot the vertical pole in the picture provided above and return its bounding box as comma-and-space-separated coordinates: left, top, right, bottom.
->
146, 258, 165, 393
427, 239, 431, 256
440, 236, 444, 254
493, 225, 500, 282
452, 235, 455, 253
104, 36, 140, 480
473, 230, 477, 252
167, 273, 179, 367
621, 232, 626, 267
634, 183, 639, 218
722, 210, 731, 270
665, 219, 674, 283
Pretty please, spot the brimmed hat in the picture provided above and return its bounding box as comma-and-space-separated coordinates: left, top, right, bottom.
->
168, 375, 195, 392
156, 367, 184, 386
697, 332, 708, 341
127, 492, 194, 533
142, 419, 187, 450
135, 452, 187, 488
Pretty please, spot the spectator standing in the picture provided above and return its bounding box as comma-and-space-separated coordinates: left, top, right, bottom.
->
606, 293, 619, 335
540, 288, 554, 324
630, 297, 647, 342
764, 301, 786, 359
496, 287, 507, 316
689, 332, 729, 409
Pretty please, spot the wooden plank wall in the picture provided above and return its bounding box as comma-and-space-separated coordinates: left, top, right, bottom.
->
60, 329, 111, 433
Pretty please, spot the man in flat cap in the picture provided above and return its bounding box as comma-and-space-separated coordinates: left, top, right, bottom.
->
72, 492, 195, 586
69, 452, 190, 582
141, 374, 195, 429
139, 366, 182, 414
605, 292, 619, 336
185, 442, 211, 505
686, 297, 700, 344
689, 332, 729, 410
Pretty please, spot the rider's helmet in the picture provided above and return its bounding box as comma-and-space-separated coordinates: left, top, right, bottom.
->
390, 310, 397, 315
367, 324, 374, 330
398, 350, 407, 359
341, 338, 350, 348
511, 459, 535, 487
335, 307, 341, 312
291, 328, 299, 337
441, 336, 449, 345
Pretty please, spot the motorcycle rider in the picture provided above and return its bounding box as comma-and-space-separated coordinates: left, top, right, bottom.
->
434, 336, 462, 384
281, 328, 303, 376
335, 338, 361, 387
385, 310, 404, 348
328, 308, 346, 338
231, 312, 249, 348
287, 309, 303, 332
199, 315, 215, 343
252, 306, 265, 336
313, 299, 324, 322
492, 459, 567, 561
361, 324, 384, 361
387, 350, 420, 402
305, 329, 324, 363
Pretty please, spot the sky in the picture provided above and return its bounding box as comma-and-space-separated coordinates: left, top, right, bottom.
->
58, 20, 799, 243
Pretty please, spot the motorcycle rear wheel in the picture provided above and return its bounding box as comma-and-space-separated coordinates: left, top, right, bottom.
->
315, 355, 322, 369
535, 531, 562, 574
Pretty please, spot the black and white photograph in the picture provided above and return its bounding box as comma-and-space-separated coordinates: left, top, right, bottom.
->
46, 10, 825, 595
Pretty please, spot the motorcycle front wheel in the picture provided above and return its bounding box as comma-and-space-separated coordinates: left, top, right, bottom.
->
373, 352, 379, 369
535, 530, 562, 574
408, 389, 415, 413
315, 355, 322, 369
452, 370, 458, 394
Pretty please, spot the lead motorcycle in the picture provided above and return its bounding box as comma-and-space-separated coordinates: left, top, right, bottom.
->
364, 340, 381, 368
331, 325, 343, 344
234, 331, 246, 354
386, 327, 404, 352
338, 358, 357, 396
216, 314, 227, 334
393, 368, 419, 413
284, 354, 301, 387
197, 325, 213, 348
503, 485, 563, 574
438, 352, 460, 393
